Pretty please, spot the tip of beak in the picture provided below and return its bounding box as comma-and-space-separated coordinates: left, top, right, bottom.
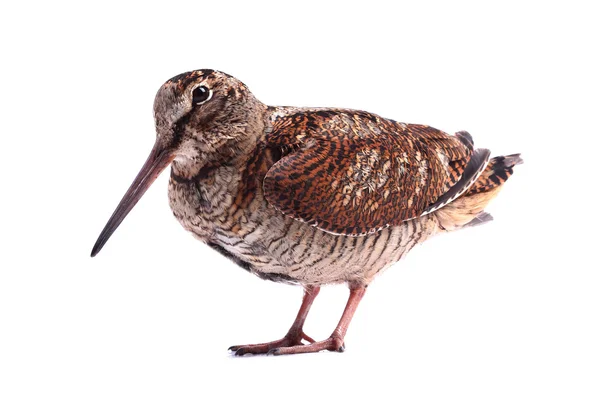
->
90, 244, 101, 258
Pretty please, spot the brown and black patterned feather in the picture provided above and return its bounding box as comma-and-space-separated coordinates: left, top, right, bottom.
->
263, 109, 478, 236
466, 153, 523, 195
421, 148, 491, 215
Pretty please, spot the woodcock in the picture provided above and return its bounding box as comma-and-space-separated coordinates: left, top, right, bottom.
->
91, 69, 522, 355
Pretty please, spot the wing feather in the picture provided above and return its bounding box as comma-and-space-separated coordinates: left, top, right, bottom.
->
263, 109, 481, 235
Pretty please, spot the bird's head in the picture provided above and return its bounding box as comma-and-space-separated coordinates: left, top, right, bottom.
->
91, 69, 264, 257
154, 69, 263, 168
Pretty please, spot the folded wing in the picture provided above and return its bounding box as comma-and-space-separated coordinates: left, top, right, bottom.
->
263, 109, 486, 236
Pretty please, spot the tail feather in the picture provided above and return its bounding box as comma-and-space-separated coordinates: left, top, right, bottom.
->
463, 211, 494, 228
435, 153, 522, 232
466, 153, 523, 196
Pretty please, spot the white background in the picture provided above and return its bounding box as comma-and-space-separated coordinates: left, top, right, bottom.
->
1, 1, 598, 399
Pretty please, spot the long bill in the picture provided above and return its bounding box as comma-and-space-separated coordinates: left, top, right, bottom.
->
90, 143, 175, 257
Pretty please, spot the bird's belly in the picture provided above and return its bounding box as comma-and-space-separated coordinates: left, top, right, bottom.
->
209, 212, 440, 286
168, 177, 439, 285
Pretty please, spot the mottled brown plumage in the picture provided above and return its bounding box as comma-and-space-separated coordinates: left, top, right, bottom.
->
91, 69, 522, 356
264, 111, 480, 235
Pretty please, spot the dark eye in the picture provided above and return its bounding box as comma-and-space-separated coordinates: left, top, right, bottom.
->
192, 86, 212, 104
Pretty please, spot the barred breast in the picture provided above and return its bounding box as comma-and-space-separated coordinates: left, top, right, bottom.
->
168, 162, 440, 286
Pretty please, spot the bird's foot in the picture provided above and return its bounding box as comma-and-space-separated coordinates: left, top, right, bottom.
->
229, 331, 316, 356
269, 335, 345, 356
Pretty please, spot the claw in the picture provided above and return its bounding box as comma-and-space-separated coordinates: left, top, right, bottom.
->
234, 348, 247, 356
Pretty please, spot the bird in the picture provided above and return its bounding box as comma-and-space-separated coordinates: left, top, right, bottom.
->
91, 69, 522, 356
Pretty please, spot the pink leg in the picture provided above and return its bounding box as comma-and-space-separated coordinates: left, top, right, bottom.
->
271, 285, 366, 355
229, 285, 320, 356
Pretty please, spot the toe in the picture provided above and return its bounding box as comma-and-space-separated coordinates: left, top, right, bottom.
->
267, 348, 281, 356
